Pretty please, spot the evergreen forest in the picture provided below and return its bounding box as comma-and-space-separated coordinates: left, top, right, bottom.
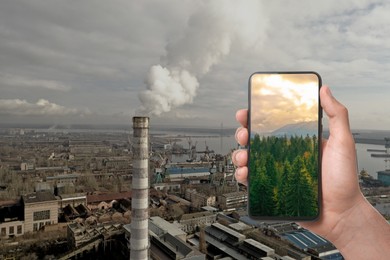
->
249, 134, 319, 217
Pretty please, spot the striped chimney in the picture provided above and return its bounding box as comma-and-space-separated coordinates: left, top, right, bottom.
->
131, 117, 150, 260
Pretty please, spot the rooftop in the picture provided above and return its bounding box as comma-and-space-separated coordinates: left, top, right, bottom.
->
22, 191, 57, 204
87, 191, 132, 204
220, 191, 247, 198
180, 211, 215, 221
150, 216, 186, 238
0, 199, 19, 207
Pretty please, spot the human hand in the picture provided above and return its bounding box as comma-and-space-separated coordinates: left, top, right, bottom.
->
232, 86, 390, 259
232, 86, 390, 258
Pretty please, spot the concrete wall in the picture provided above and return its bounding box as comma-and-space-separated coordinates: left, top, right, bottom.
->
24, 201, 58, 233
0, 220, 24, 238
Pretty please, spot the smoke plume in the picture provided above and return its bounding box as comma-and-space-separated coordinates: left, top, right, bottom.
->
138, 0, 265, 116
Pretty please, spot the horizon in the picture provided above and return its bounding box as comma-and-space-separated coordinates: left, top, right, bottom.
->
2, 117, 390, 132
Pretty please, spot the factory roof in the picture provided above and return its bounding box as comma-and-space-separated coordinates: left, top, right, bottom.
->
0, 200, 19, 207
150, 216, 186, 238
203, 233, 250, 260
46, 173, 80, 180
229, 222, 252, 232
22, 191, 57, 204
281, 229, 328, 249
156, 233, 192, 256
280, 256, 296, 260
243, 238, 274, 253
87, 191, 132, 204
201, 205, 218, 212
87, 189, 160, 204
279, 229, 343, 259
378, 170, 390, 175
180, 211, 215, 221
58, 193, 86, 200
219, 191, 247, 198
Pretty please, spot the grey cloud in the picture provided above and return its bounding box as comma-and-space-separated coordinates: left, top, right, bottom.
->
0, 99, 88, 116
0, 0, 389, 129
1, 73, 71, 91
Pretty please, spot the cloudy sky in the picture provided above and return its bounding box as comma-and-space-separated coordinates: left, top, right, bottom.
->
250, 73, 319, 133
1, 0, 390, 130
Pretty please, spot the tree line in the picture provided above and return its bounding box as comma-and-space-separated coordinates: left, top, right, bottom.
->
249, 134, 319, 217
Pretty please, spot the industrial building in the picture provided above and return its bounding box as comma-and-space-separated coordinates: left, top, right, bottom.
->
124, 217, 204, 260
22, 191, 58, 233
0, 192, 89, 239
280, 229, 343, 259
217, 191, 247, 210
378, 170, 390, 186
179, 211, 217, 233
185, 189, 216, 208
67, 222, 123, 248
238, 238, 275, 259
0, 200, 24, 239
165, 163, 211, 180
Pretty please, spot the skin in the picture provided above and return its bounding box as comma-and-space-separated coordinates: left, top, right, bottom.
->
232, 85, 390, 259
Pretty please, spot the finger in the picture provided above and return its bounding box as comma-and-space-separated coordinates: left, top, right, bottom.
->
320, 86, 352, 139
232, 149, 248, 167
235, 166, 248, 186
236, 109, 248, 128
235, 127, 249, 146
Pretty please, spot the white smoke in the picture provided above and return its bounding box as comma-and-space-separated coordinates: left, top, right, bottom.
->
138, 0, 266, 116
138, 65, 199, 116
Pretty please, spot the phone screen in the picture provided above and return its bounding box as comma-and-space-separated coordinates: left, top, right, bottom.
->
248, 72, 321, 220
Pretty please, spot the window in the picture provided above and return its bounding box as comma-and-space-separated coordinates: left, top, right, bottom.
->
33, 223, 38, 232
1, 227, 6, 236
33, 210, 50, 221
9, 226, 14, 235
17, 225, 22, 234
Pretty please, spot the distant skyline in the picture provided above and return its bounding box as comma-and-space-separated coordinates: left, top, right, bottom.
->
1, 1, 390, 130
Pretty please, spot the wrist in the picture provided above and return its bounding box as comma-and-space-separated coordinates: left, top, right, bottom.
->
327, 194, 366, 248
329, 195, 390, 258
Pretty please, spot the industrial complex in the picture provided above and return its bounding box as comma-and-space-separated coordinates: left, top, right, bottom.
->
0, 119, 389, 259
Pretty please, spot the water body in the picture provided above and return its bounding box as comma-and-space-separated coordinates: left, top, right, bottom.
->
4, 124, 386, 178
356, 143, 387, 179
173, 135, 387, 179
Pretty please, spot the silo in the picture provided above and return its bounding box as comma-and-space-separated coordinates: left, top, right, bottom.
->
131, 117, 149, 260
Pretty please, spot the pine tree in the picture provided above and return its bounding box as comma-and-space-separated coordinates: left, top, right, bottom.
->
249, 163, 275, 216
285, 156, 318, 217
265, 153, 278, 187
275, 160, 291, 215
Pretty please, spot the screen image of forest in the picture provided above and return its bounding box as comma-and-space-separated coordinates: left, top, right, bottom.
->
249, 134, 319, 218
249, 73, 320, 218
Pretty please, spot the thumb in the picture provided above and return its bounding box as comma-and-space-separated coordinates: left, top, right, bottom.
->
320, 85, 352, 138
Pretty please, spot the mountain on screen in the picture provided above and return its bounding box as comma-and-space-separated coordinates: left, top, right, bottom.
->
272, 121, 318, 137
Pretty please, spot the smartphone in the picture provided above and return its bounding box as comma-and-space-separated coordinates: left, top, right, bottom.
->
248, 72, 322, 221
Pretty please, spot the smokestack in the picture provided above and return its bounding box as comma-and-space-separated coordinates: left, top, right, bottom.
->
131, 117, 149, 260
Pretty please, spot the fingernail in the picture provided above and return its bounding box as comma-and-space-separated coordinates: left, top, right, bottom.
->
325, 86, 333, 98
235, 150, 243, 162
235, 167, 242, 177
235, 127, 242, 141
